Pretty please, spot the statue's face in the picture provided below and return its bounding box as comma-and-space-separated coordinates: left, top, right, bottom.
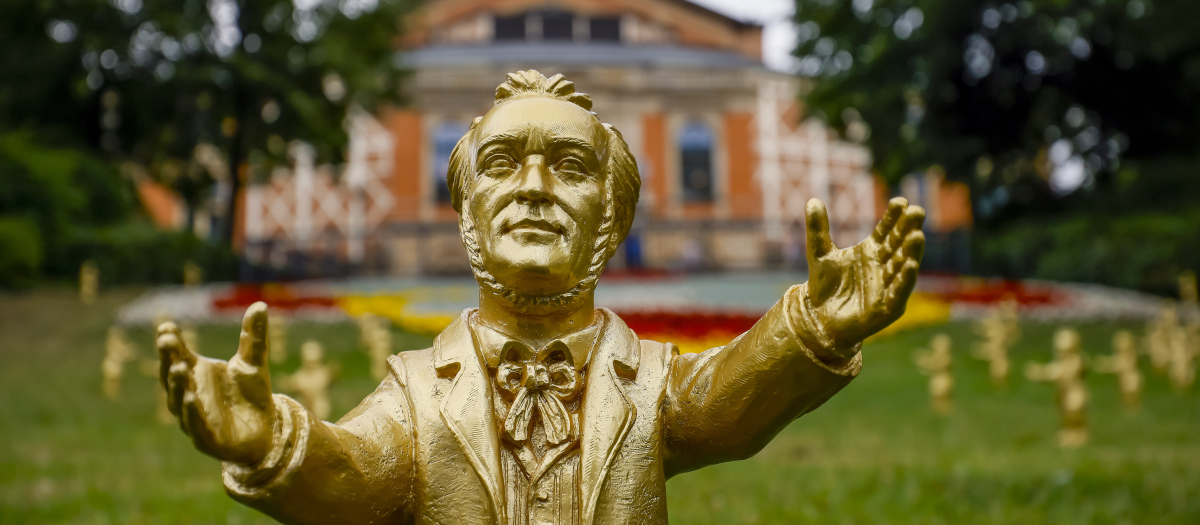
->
465, 97, 609, 296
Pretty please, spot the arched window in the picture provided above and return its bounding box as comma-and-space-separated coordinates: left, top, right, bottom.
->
433, 121, 468, 203
679, 122, 714, 202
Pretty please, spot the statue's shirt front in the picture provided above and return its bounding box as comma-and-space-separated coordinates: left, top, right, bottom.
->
471, 313, 603, 525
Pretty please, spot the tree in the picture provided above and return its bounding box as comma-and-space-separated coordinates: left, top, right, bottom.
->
793, 0, 1200, 292
3, 0, 416, 244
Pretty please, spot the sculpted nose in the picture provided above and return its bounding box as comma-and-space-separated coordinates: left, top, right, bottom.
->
515, 155, 552, 205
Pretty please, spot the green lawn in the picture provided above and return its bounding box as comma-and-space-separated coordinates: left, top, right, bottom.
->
2, 287, 1198, 524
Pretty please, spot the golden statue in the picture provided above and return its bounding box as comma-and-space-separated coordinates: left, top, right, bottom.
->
269, 314, 289, 364
79, 260, 99, 305
183, 260, 203, 287
153, 71, 926, 524
914, 333, 953, 414
1167, 322, 1196, 392
1093, 330, 1142, 409
1025, 327, 1089, 448
358, 313, 394, 381
1145, 303, 1177, 375
971, 300, 1018, 387
102, 326, 134, 399
280, 340, 338, 421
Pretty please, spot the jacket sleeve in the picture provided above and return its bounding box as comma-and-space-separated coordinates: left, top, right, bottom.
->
661, 283, 861, 477
221, 372, 416, 525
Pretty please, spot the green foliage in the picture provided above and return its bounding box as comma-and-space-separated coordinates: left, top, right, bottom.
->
976, 207, 1200, 295
0, 132, 136, 267
1, 0, 417, 244
795, 0, 1200, 289
794, 0, 1200, 212
0, 216, 43, 289
0, 132, 236, 287
54, 223, 239, 285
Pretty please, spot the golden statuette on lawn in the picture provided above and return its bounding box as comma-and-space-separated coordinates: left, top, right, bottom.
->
1026, 327, 1089, 448
972, 299, 1019, 387
914, 333, 954, 414
1094, 330, 1142, 409
152, 71, 926, 525
280, 340, 337, 421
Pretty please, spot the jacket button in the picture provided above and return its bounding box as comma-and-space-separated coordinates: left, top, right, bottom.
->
535, 489, 551, 502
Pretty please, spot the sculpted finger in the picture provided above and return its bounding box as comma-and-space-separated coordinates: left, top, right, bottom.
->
887, 259, 921, 311
883, 253, 906, 285
166, 360, 191, 417
805, 198, 835, 260
872, 197, 908, 242
156, 330, 197, 389
236, 302, 270, 367
888, 206, 927, 252
903, 230, 926, 265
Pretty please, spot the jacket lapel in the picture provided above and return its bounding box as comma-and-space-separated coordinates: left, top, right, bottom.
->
434, 310, 506, 524
580, 309, 641, 525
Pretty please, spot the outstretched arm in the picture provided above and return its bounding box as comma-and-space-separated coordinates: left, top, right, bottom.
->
662, 197, 925, 476
156, 303, 414, 525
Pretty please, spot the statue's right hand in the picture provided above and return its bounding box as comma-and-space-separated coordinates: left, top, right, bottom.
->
157, 302, 276, 465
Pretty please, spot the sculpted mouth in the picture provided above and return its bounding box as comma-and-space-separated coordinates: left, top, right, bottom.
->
502, 218, 565, 236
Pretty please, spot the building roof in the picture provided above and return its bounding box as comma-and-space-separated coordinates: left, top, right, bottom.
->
403, 42, 765, 70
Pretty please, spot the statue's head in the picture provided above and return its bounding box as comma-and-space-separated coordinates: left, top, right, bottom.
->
448, 71, 640, 313
1053, 328, 1080, 356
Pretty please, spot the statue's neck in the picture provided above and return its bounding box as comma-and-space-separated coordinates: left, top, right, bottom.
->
477, 291, 596, 350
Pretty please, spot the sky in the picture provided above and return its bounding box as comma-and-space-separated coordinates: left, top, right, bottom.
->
687, 0, 799, 72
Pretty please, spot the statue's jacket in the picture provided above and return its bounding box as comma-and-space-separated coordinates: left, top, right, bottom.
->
222, 284, 862, 525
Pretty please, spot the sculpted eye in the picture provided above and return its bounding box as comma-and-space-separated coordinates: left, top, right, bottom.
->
555, 158, 586, 173
484, 155, 515, 171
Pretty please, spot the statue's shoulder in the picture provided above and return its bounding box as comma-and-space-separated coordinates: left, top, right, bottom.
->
385, 347, 436, 387
638, 339, 681, 370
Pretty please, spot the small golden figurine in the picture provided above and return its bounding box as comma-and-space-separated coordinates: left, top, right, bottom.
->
1093, 330, 1142, 409
361, 314, 394, 381
280, 340, 338, 421
268, 314, 289, 364
183, 260, 203, 287
1145, 303, 1177, 375
972, 301, 1018, 386
1026, 328, 1089, 448
1167, 322, 1196, 392
79, 261, 99, 305
101, 326, 134, 399
152, 71, 927, 524
914, 333, 954, 414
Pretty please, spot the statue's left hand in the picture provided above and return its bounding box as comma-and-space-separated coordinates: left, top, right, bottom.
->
804, 197, 926, 354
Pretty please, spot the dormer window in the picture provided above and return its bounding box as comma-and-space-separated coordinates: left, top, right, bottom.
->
541, 11, 573, 40
494, 14, 526, 41
590, 17, 620, 42
491, 11, 622, 43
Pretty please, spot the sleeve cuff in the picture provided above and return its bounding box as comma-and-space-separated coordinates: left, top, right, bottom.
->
783, 283, 863, 376
222, 394, 311, 497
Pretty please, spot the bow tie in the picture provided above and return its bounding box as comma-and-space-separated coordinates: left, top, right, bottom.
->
495, 340, 581, 446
